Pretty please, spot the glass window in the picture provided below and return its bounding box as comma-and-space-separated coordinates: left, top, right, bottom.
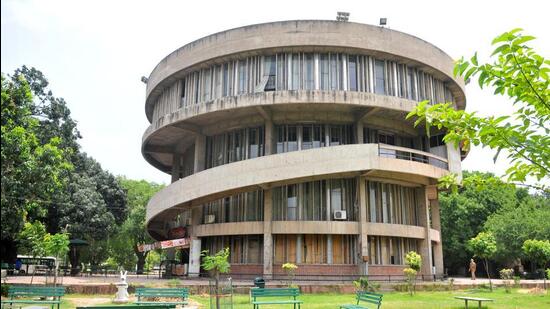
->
287, 185, 297, 220
302, 126, 312, 150
330, 54, 339, 90
366, 181, 418, 225
264, 55, 276, 91
180, 79, 186, 107
202, 69, 212, 102
407, 70, 415, 100
348, 56, 358, 91
238, 60, 247, 94
291, 54, 300, 90
375, 60, 385, 95
222, 63, 230, 96
305, 54, 314, 90
320, 54, 329, 90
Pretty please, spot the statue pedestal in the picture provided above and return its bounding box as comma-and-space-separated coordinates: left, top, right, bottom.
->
113, 282, 129, 303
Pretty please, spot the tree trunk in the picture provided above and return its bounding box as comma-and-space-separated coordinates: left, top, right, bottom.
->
484, 259, 493, 291
134, 246, 148, 274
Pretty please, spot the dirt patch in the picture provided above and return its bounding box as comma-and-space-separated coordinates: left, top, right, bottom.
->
68, 296, 135, 307
517, 287, 547, 295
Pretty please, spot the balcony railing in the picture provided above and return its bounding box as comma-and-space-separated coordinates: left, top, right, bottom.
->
378, 143, 449, 170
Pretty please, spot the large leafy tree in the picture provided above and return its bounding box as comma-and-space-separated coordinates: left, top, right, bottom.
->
408, 29, 549, 191
1, 73, 72, 262
468, 232, 497, 291
440, 171, 517, 274
111, 178, 164, 273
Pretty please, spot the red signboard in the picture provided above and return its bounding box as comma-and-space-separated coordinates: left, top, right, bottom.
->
137, 237, 190, 253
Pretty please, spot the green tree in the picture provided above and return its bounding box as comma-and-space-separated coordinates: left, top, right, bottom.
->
522, 239, 550, 273
113, 178, 164, 273
468, 232, 497, 291
17, 221, 47, 258
484, 194, 550, 265
1, 72, 72, 262
202, 248, 231, 309
440, 171, 517, 273
43, 232, 69, 286
403, 251, 422, 296
407, 29, 549, 191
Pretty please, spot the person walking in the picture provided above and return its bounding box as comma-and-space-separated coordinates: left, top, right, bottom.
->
469, 258, 477, 280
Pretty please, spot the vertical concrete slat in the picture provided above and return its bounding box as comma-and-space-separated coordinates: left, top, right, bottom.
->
358, 176, 369, 275
431, 199, 444, 275
171, 154, 181, 183
263, 188, 273, 279
194, 134, 206, 173
417, 186, 433, 276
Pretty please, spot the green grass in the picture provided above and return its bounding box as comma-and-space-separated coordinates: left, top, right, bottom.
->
10, 289, 548, 308
191, 288, 550, 309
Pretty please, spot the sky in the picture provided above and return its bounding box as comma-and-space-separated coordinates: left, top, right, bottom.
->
1, 0, 549, 185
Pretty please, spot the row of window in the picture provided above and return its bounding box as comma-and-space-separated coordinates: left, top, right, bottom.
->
198, 178, 422, 227
205, 127, 264, 169
274, 234, 357, 265
273, 178, 357, 221
202, 235, 263, 264
368, 236, 419, 266
151, 52, 456, 122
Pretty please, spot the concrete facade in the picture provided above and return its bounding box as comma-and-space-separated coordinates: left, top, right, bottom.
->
141, 20, 466, 279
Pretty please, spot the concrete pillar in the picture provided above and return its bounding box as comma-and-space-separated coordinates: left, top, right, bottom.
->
430, 200, 444, 275
356, 122, 364, 144
446, 143, 463, 181
193, 134, 206, 173
171, 154, 181, 183
265, 119, 274, 155
188, 238, 202, 277
263, 189, 273, 279
358, 176, 369, 275
296, 235, 303, 264
416, 187, 433, 276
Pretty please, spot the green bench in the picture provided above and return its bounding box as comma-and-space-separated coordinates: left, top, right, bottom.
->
340, 291, 383, 309
135, 288, 189, 307
77, 305, 176, 309
251, 288, 303, 309
1, 286, 65, 309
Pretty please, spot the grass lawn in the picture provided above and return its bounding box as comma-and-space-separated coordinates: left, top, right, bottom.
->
20, 288, 549, 308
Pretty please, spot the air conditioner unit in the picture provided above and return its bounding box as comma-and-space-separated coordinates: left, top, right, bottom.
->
333, 210, 347, 220
205, 215, 216, 224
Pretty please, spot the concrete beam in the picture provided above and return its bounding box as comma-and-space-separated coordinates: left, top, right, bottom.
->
171, 122, 202, 135
355, 107, 380, 122
256, 106, 272, 121
143, 144, 174, 154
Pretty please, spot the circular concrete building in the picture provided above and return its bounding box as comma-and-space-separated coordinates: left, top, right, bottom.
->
142, 20, 465, 279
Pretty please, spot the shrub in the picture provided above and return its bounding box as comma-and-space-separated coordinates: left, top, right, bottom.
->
403, 267, 417, 296
352, 277, 380, 292
513, 276, 521, 288
546, 268, 550, 280
500, 268, 514, 293
282, 263, 298, 287
1, 284, 9, 297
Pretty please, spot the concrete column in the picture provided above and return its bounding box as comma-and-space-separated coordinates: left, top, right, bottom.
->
265, 119, 274, 155
446, 143, 463, 181
296, 235, 303, 263
356, 121, 364, 144
263, 189, 273, 279
430, 200, 444, 275
358, 176, 369, 275
193, 134, 206, 173
416, 187, 433, 276
188, 238, 202, 277
171, 154, 181, 183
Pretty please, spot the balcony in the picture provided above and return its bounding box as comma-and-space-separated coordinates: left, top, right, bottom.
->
378, 143, 448, 170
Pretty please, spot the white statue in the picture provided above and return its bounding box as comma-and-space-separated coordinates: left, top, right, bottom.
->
120, 270, 128, 284
114, 270, 129, 303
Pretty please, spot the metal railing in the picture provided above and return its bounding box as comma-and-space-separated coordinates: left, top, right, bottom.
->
378, 144, 449, 170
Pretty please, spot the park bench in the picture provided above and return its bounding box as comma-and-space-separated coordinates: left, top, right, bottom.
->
1, 286, 65, 309
340, 291, 383, 309
251, 287, 303, 309
135, 287, 189, 307
77, 305, 176, 309
455, 296, 494, 309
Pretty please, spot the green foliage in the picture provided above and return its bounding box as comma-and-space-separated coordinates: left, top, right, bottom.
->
439, 171, 532, 272
403, 268, 418, 296
201, 248, 231, 275
407, 29, 550, 191
469, 232, 497, 259
499, 268, 514, 293
1, 284, 8, 297
1, 72, 72, 249
522, 239, 550, 269
17, 221, 47, 257
44, 232, 70, 259
145, 250, 161, 272
282, 262, 298, 287
469, 232, 497, 291
110, 178, 164, 273
405, 251, 422, 271
484, 193, 550, 264
352, 277, 379, 292
546, 268, 550, 280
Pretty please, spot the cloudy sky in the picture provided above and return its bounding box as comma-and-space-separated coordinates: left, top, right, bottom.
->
2, 0, 549, 185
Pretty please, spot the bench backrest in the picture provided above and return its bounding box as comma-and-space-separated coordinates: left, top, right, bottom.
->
8, 286, 65, 297
135, 287, 189, 299
356, 291, 383, 308
251, 288, 300, 299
